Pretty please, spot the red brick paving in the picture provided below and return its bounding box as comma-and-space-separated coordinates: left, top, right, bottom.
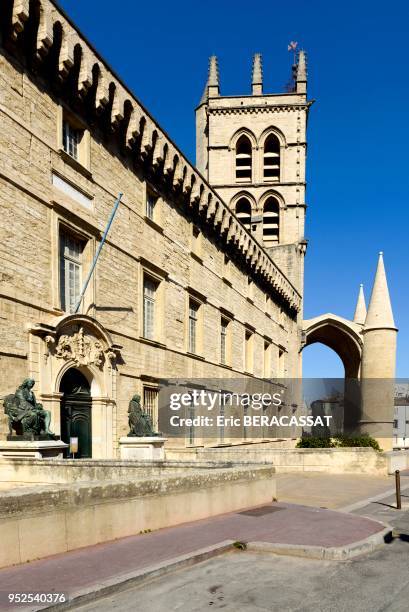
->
0, 502, 385, 610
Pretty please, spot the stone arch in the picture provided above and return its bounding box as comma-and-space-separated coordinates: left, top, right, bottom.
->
302, 314, 364, 431
231, 191, 255, 230
302, 314, 362, 378
54, 359, 103, 397
29, 314, 120, 458
258, 126, 286, 148
230, 128, 257, 149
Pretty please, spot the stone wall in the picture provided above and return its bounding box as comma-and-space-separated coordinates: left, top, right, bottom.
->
0, 465, 276, 568
165, 446, 390, 475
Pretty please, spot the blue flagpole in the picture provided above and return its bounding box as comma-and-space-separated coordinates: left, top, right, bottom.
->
74, 192, 123, 314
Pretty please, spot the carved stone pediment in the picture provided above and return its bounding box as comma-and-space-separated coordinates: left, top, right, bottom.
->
31, 315, 121, 371
54, 326, 105, 367
39, 322, 116, 370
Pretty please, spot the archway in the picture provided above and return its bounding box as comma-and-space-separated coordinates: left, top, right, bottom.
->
60, 368, 92, 458
302, 314, 364, 433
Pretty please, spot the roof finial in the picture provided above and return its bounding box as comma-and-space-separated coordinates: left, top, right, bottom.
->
208, 55, 219, 97
296, 50, 307, 94
353, 283, 367, 325
364, 252, 396, 330
252, 53, 263, 95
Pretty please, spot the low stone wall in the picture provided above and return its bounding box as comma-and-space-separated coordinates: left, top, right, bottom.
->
165, 446, 389, 475
0, 465, 276, 568
0, 458, 246, 486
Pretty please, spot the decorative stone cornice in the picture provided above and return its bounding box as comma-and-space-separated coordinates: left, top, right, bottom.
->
208, 105, 310, 116
2, 0, 301, 312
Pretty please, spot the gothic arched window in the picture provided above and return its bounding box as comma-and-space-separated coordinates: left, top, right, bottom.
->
235, 136, 252, 181
263, 134, 280, 181
235, 197, 252, 230
263, 196, 280, 245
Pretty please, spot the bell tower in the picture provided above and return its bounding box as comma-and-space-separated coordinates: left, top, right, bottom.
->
195, 51, 311, 291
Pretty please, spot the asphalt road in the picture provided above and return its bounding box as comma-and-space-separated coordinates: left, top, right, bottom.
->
72, 533, 409, 612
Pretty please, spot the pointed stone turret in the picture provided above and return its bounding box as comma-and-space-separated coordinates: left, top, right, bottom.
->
353, 284, 367, 325
208, 55, 219, 97
365, 252, 396, 330
252, 53, 263, 95
296, 50, 307, 94
360, 252, 397, 449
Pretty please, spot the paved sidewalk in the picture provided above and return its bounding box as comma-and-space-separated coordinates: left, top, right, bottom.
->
0, 502, 387, 612
275, 472, 409, 509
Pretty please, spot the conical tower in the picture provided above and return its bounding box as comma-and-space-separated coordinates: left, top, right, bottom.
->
360, 252, 397, 449
353, 284, 367, 325
364, 252, 395, 330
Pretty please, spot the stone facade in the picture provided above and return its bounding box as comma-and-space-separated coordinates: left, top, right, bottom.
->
0, 0, 304, 457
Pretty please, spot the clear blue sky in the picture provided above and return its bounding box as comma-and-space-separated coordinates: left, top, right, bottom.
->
58, 0, 408, 377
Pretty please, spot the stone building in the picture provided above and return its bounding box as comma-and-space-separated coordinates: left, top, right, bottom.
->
0, 0, 397, 456
0, 0, 304, 458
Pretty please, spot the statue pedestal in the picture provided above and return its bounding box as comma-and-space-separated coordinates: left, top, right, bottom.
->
119, 437, 167, 461
0, 440, 68, 459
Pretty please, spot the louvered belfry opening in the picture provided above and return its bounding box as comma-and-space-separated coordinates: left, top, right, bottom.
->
236, 197, 252, 230
235, 136, 252, 181
263, 196, 280, 246
263, 134, 280, 180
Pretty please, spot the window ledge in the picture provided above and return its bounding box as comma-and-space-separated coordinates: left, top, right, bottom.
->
58, 148, 92, 180
186, 352, 205, 362
190, 252, 203, 264
139, 336, 167, 349
144, 216, 164, 234
219, 362, 233, 370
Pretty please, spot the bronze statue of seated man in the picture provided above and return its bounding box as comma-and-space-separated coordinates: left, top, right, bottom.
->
127, 393, 159, 437
3, 378, 55, 438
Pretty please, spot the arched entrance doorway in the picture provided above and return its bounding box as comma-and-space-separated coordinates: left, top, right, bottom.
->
60, 369, 92, 458
302, 314, 364, 433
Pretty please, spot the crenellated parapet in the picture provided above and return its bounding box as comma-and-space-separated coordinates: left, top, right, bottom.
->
1, 0, 301, 313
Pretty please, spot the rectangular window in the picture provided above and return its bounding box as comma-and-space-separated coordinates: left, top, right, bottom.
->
146, 190, 158, 221
59, 230, 84, 313
188, 300, 200, 354
245, 330, 253, 373
220, 317, 229, 365
63, 120, 81, 160
143, 386, 159, 431
143, 276, 158, 340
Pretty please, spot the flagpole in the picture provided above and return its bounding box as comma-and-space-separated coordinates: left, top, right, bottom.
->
74, 192, 123, 314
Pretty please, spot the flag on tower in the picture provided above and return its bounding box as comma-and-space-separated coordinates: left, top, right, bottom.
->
287, 41, 298, 52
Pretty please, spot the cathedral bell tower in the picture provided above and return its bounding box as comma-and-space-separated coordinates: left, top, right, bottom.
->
195, 51, 311, 292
